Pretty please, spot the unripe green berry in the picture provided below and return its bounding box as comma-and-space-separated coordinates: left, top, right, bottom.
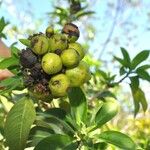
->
42, 53, 62, 75
46, 26, 54, 38
48, 33, 68, 52
69, 42, 85, 60
31, 35, 49, 55
49, 74, 70, 97
60, 48, 80, 68
65, 61, 91, 87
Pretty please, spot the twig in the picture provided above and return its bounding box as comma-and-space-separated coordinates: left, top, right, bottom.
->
98, 0, 121, 59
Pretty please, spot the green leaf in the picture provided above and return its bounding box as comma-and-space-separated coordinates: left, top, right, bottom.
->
0, 17, 8, 33
28, 126, 53, 147
68, 87, 87, 125
130, 77, 140, 116
34, 134, 72, 150
62, 142, 79, 150
131, 50, 150, 69
0, 57, 19, 69
97, 90, 116, 100
136, 69, 150, 82
136, 64, 150, 70
10, 45, 20, 57
4, 97, 36, 150
76, 11, 95, 19
114, 56, 125, 66
120, 47, 131, 67
19, 39, 31, 47
119, 66, 126, 75
99, 131, 136, 150
95, 100, 119, 127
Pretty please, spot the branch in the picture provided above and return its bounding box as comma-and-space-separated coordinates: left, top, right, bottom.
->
98, 0, 121, 59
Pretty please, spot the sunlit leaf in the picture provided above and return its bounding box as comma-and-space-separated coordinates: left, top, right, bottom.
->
4, 97, 36, 150
99, 131, 136, 150
131, 50, 150, 69
68, 87, 87, 125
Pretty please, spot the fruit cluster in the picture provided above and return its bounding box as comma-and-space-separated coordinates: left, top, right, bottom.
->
20, 23, 91, 101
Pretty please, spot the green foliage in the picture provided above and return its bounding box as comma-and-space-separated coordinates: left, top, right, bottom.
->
99, 131, 136, 150
4, 97, 36, 150
0, 17, 8, 39
114, 48, 150, 116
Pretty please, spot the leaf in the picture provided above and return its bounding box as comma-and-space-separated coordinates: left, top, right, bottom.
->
4, 97, 36, 150
131, 50, 150, 69
97, 90, 116, 99
10, 45, 20, 57
27, 126, 53, 147
68, 87, 87, 125
136, 69, 150, 82
76, 11, 95, 19
119, 66, 126, 75
34, 134, 72, 150
95, 100, 119, 127
136, 64, 150, 70
0, 57, 19, 69
0, 17, 8, 33
62, 142, 79, 150
114, 56, 125, 66
19, 39, 31, 47
130, 77, 140, 116
99, 131, 136, 150
120, 47, 131, 67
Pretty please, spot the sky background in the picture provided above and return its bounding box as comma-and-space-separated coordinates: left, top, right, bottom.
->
0, 0, 150, 106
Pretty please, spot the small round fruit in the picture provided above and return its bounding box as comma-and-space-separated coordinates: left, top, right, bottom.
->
62, 23, 79, 43
49, 74, 70, 97
69, 42, 85, 60
48, 33, 68, 52
42, 53, 62, 75
46, 26, 54, 38
65, 61, 90, 87
31, 35, 49, 55
60, 48, 80, 68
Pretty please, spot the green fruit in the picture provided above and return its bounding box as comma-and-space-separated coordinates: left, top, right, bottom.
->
46, 26, 54, 38
60, 48, 80, 68
49, 74, 70, 97
65, 61, 91, 87
48, 33, 68, 52
69, 42, 85, 60
42, 53, 62, 75
31, 35, 49, 55
95, 100, 119, 127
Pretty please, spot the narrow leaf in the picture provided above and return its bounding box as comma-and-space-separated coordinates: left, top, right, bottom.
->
131, 50, 150, 69
95, 100, 119, 127
120, 47, 131, 67
136, 64, 150, 70
99, 131, 136, 150
136, 69, 150, 82
19, 39, 31, 47
34, 134, 72, 150
68, 87, 87, 125
0, 57, 19, 69
4, 97, 36, 150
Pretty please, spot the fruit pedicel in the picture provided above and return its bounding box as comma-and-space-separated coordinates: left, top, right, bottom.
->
20, 23, 91, 101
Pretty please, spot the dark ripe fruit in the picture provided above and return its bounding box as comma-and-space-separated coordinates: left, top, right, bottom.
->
31, 35, 49, 55
20, 48, 38, 68
28, 83, 53, 102
45, 26, 54, 38
60, 48, 80, 68
23, 75, 34, 87
48, 33, 68, 52
69, 42, 85, 60
49, 74, 70, 97
65, 61, 91, 87
42, 53, 62, 75
62, 23, 80, 43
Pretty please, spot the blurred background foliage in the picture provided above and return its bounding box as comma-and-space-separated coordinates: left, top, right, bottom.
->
0, 0, 150, 149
